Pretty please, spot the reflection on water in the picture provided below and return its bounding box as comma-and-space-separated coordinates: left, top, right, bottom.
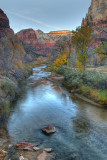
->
8, 66, 107, 160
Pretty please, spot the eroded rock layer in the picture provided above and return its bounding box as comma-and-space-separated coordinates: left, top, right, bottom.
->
0, 9, 26, 104
0, 9, 14, 38
17, 29, 72, 57
82, 0, 107, 46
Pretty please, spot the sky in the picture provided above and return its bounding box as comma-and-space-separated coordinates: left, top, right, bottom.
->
1, 0, 91, 33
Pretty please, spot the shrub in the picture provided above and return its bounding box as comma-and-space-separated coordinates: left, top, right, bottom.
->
57, 68, 107, 90
23, 67, 33, 79
99, 90, 107, 105
1, 78, 17, 99
0, 99, 10, 109
57, 67, 107, 105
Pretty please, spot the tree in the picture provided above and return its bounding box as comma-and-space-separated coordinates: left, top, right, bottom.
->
56, 36, 73, 67
72, 25, 92, 70
95, 42, 107, 55
95, 42, 107, 64
53, 54, 67, 70
56, 36, 68, 54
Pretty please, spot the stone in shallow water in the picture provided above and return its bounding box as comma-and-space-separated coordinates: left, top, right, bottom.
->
19, 155, 28, 160
33, 147, 40, 151
37, 151, 54, 160
16, 142, 34, 148
43, 148, 52, 153
42, 125, 56, 135
23, 146, 32, 151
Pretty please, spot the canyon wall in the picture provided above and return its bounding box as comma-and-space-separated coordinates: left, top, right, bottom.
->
0, 9, 27, 105
82, 0, 107, 47
17, 29, 72, 58
0, 9, 14, 38
81, 0, 107, 65
0, 9, 26, 76
16, 0, 107, 65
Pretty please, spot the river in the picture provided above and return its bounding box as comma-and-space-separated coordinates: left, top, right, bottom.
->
7, 66, 107, 160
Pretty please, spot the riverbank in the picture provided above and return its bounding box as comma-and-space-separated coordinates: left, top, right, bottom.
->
48, 67, 107, 107
46, 74, 104, 107
0, 66, 56, 160
0, 66, 33, 159
2, 65, 107, 160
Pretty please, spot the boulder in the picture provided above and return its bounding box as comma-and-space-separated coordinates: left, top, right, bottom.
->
23, 146, 32, 151
19, 155, 28, 160
43, 148, 52, 153
37, 151, 54, 160
33, 147, 40, 151
42, 125, 56, 135
16, 142, 35, 150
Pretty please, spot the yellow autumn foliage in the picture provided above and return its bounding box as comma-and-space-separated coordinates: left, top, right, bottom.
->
53, 54, 67, 70
98, 54, 105, 63
76, 60, 85, 71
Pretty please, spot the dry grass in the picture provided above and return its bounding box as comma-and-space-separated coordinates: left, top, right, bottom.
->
86, 66, 107, 74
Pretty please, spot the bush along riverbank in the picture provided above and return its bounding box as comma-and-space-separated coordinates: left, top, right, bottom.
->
0, 67, 33, 116
56, 67, 107, 107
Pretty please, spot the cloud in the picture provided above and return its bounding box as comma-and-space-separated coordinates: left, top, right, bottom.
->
5, 10, 61, 30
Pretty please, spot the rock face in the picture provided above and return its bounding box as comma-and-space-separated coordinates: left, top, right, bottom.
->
49, 30, 72, 34
82, 0, 107, 26
0, 9, 25, 74
0, 9, 26, 106
81, 0, 107, 65
0, 9, 14, 38
82, 0, 107, 46
17, 29, 72, 57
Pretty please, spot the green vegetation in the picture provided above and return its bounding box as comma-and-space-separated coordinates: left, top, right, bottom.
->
45, 25, 107, 106
95, 42, 107, 63
0, 99, 10, 116
23, 67, 33, 79
57, 67, 107, 106
72, 25, 92, 70
0, 66, 33, 110
95, 42, 107, 56
1, 78, 17, 99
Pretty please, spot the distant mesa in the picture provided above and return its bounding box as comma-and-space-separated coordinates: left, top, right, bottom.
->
49, 30, 72, 34
35, 29, 44, 34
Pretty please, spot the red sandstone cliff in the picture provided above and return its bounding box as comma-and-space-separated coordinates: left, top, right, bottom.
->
0, 9, 26, 78
82, 0, 107, 48
16, 29, 72, 57
0, 9, 14, 38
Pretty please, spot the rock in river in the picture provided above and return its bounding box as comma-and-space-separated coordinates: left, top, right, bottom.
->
37, 151, 54, 160
42, 125, 56, 135
33, 147, 40, 151
43, 148, 52, 153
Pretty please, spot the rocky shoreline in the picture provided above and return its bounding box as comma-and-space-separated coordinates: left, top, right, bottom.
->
0, 141, 54, 160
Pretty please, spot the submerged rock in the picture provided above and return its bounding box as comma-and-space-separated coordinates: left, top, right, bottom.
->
37, 151, 54, 160
43, 148, 52, 153
16, 142, 37, 151
42, 125, 56, 135
33, 147, 40, 151
19, 155, 28, 160
0, 149, 7, 158
23, 146, 32, 151
8, 144, 13, 149
16, 142, 34, 148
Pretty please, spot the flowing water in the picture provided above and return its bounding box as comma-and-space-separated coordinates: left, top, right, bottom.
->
8, 66, 107, 160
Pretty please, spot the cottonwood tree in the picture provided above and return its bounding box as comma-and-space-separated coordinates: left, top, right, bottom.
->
95, 42, 107, 63
72, 25, 92, 70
